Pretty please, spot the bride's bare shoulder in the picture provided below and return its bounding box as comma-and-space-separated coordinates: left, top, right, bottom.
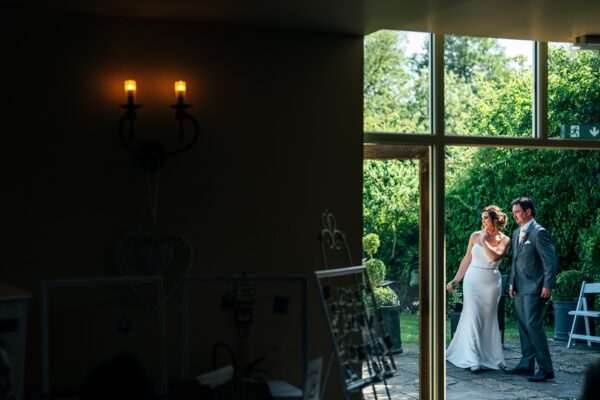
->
468, 231, 482, 243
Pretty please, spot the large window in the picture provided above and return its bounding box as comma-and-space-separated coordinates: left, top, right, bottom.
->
364, 31, 600, 400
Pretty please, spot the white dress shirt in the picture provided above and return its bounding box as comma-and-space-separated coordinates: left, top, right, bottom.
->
520, 219, 535, 242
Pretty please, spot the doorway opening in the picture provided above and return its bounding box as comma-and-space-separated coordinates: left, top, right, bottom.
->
363, 144, 430, 399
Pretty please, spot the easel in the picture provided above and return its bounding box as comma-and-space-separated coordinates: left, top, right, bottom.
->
317, 210, 394, 400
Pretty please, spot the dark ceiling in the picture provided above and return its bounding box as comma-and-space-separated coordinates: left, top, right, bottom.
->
9, 0, 600, 42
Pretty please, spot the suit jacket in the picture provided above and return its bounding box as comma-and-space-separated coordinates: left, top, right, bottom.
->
508, 220, 558, 295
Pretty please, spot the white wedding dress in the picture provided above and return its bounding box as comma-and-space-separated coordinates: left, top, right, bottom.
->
446, 242, 504, 370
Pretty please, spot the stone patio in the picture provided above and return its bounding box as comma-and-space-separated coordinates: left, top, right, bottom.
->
362, 339, 600, 399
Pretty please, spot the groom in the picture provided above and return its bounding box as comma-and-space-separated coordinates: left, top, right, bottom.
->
505, 197, 557, 382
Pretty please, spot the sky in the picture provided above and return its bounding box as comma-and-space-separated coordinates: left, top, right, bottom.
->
403, 31, 534, 59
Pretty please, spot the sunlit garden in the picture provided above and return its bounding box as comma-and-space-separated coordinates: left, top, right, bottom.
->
363, 31, 600, 345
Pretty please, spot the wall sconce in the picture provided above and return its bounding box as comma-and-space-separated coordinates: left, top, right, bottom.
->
119, 79, 199, 224
119, 79, 199, 170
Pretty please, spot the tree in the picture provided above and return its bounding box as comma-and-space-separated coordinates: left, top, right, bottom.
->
548, 45, 600, 136
363, 160, 419, 281
413, 35, 532, 136
444, 36, 514, 83
364, 30, 429, 133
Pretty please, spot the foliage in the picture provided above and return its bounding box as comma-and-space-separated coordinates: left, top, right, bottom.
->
443, 36, 514, 83
362, 232, 388, 289
412, 35, 532, 136
373, 286, 399, 307
447, 283, 463, 312
364, 258, 386, 287
553, 269, 592, 302
364, 30, 418, 132
363, 160, 420, 311
364, 286, 399, 307
363, 160, 419, 281
363, 233, 381, 259
577, 209, 600, 279
362, 233, 400, 307
548, 45, 600, 136
464, 68, 532, 136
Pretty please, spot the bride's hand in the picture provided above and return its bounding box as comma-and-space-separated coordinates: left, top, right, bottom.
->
446, 281, 454, 292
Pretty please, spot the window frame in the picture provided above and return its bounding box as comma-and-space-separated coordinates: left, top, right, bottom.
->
363, 33, 600, 400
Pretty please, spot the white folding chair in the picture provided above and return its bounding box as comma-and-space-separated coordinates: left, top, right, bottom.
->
567, 282, 600, 348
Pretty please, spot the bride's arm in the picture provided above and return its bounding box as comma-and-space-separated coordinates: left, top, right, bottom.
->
447, 232, 477, 291
480, 233, 510, 261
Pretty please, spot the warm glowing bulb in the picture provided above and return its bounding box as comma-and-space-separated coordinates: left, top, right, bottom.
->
174, 80, 187, 99
124, 80, 137, 97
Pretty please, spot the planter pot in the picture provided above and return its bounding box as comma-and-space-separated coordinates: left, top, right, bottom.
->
553, 300, 594, 341
380, 305, 403, 354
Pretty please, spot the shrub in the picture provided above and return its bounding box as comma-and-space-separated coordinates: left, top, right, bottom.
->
577, 210, 600, 280
364, 286, 399, 308
363, 233, 381, 259
373, 286, 399, 307
365, 259, 386, 287
552, 269, 591, 301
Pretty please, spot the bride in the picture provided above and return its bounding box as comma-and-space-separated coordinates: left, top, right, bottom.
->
446, 205, 511, 373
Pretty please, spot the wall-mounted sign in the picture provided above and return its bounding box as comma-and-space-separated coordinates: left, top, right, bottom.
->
561, 124, 600, 139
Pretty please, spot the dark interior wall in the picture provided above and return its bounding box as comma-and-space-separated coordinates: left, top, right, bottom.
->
1, 7, 362, 396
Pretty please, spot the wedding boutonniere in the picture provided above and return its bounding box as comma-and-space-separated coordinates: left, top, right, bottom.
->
519, 231, 528, 242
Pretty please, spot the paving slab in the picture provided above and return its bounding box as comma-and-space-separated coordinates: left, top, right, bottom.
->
361, 338, 600, 399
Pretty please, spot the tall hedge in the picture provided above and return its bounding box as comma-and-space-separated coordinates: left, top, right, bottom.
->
445, 148, 600, 278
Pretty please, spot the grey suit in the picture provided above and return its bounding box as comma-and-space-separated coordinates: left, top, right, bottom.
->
508, 220, 557, 373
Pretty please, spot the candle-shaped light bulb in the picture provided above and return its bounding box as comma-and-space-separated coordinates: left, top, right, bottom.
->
124, 80, 137, 103
174, 80, 186, 101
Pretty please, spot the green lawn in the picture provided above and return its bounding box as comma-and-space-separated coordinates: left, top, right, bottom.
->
399, 312, 421, 346
398, 312, 555, 346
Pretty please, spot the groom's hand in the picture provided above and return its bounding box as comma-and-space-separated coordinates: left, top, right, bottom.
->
541, 288, 552, 299
509, 288, 515, 298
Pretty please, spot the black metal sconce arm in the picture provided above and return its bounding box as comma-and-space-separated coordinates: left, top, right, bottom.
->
168, 97, 200, 157
118, 96, 199, 168
119, 96, 142, 155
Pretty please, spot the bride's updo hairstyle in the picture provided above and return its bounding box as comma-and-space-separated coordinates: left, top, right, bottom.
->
483, 205, 508, 230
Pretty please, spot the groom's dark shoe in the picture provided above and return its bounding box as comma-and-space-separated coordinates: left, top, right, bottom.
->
527, 370, 555, 382
504, 366, 534, 376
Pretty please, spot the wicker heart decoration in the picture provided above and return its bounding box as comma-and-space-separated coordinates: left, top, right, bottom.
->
115, 230, 194, 305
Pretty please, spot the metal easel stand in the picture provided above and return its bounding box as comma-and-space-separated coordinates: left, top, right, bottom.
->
317, 210, 393, 400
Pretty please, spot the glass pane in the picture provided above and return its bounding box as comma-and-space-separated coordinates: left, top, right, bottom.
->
548, 42, 600, 139
364, 30, 430, 134
363, 144, 429, 398
445, 146, 600, 399
444, 36, 533, 137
